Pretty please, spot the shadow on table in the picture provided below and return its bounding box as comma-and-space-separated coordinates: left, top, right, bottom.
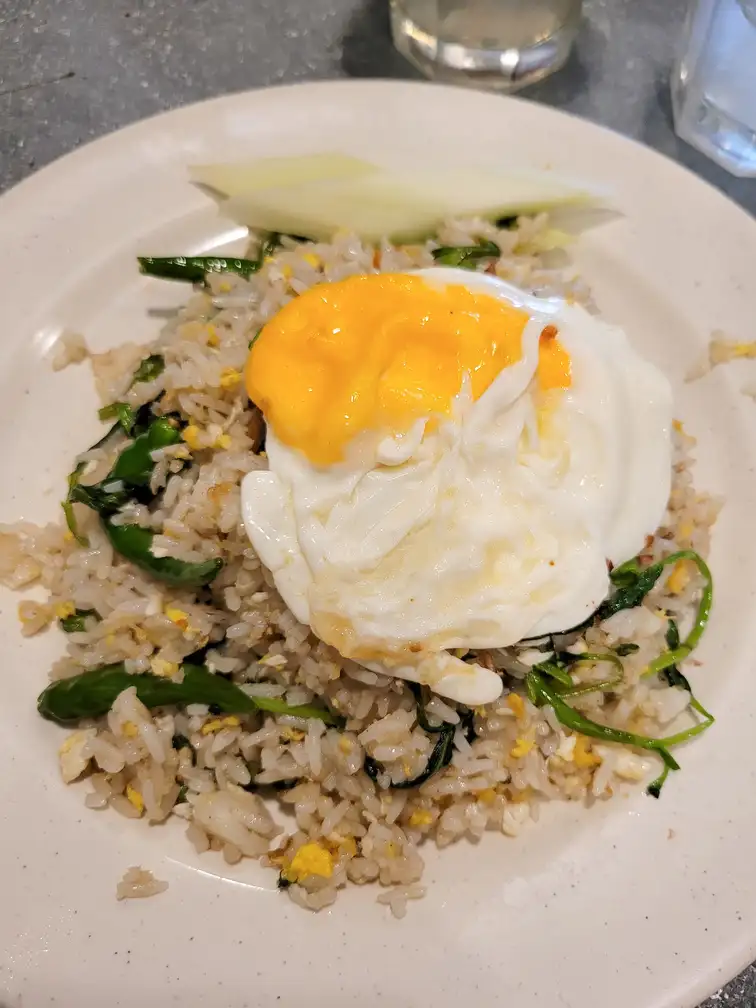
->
519, 17, 599, 109
640, 74, 755, 214
340, 0, 421, 79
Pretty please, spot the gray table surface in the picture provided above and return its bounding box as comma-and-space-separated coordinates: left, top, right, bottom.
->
0, 0, 754, 1005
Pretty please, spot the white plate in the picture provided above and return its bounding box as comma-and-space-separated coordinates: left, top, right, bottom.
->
2, 80, 755, 1008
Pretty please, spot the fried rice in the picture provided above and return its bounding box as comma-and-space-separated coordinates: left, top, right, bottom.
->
0, 214, 719, 915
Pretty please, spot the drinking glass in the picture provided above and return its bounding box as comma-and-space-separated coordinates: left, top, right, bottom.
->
672, 0, 756, 177
390, 0, 583, 91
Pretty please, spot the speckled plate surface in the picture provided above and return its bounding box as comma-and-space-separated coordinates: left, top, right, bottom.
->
1, 80, 755, 1008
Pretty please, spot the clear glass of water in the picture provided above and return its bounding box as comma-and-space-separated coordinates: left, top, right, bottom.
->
390, 0, 583, 92
672, 0, 756, 177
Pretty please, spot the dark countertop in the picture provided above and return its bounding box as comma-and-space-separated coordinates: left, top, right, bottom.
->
0, 1, 754, 1005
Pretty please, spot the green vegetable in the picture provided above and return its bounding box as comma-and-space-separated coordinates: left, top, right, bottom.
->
459, 707, 477, 745
67, 405, 216, 584
62, 461, 88, 547
71, 412, 179, 514
646, 765, 670, 799
407, 682, 445, 733
526, 669, 714, 797
110, 416, 182, 486
364, 722, 456, 790
534, 652, 623, 699
37, 662, 342, 727
70, 481, 131, 517
363, 755, 382, 783
432, 240, 500, 269
176, 784, 188, 804
614, 642, 639, 657
533, 660, 574, 688
102, 519, 223, 587
96, 362, 165, 439
643, 553, 712, 678
365, 684, 476, 789
599, 550, 711, 627
98, 402, 136, 434
658, 617, 714, 722
138, 256, 262, 284
131, 354, 165, 386
393, 724, 455, 789
526, 669, 680, 769
555, 652, 624, 699
137, 232, 291, 288
59, 608, 100, 633
257, 232, 282, 260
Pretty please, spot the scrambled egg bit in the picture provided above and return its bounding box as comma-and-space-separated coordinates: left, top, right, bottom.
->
282, 842, 335, 884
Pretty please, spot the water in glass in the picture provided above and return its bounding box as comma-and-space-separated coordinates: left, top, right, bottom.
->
390, 0, 583, 91
672, 0, 756, 177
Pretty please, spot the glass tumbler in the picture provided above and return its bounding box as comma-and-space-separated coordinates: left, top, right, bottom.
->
672, 0, 756, 176
390, 0, 583, 92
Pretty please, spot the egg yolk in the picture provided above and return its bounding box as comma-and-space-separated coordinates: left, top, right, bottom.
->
246, 273, 571, 466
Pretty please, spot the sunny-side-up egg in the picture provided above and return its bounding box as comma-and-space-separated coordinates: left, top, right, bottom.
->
240, 268, 672, 706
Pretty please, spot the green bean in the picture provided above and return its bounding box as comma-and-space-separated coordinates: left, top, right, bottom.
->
37, 662, 341, 727
101, 519, 223, 587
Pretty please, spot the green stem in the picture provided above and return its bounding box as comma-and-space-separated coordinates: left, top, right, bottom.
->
643, 551, 713, 677
555, 652, 624, 698
527, 670, 689, 768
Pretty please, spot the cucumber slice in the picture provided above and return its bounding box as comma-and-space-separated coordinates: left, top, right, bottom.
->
189, 154, 377, 197
192, 155, 606, 243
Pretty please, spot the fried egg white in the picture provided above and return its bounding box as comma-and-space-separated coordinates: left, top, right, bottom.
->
241, 269, 672, 705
